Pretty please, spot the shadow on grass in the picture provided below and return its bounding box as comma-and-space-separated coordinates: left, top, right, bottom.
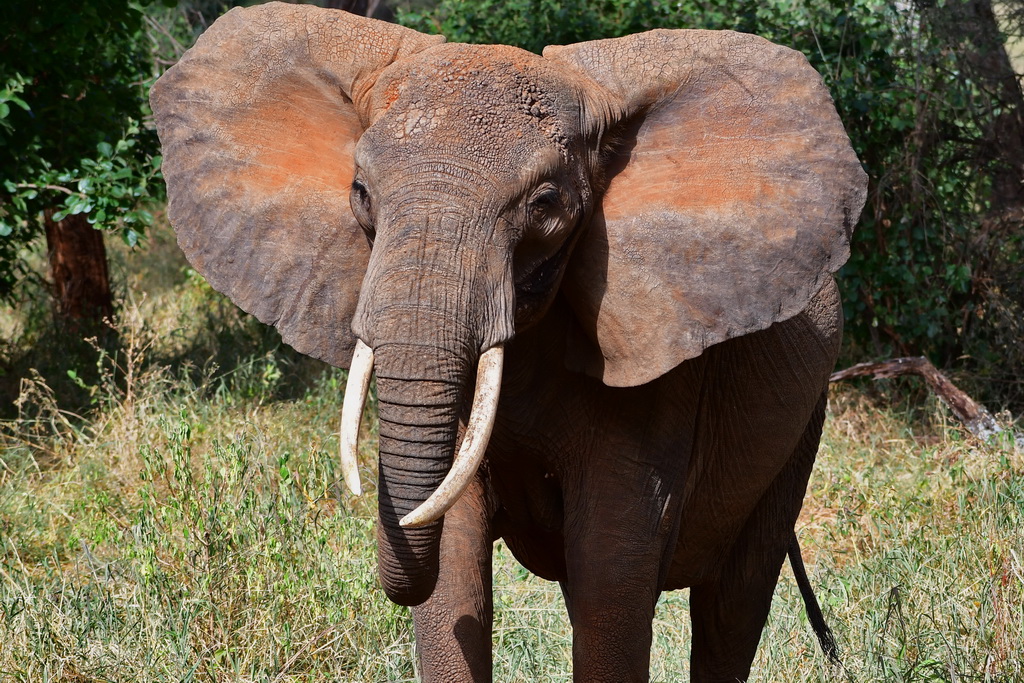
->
0, 218, 333, 426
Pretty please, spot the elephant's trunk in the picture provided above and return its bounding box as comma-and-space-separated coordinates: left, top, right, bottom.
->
372, 341, 470, 606
345, 208, 513, 606
398, 343, 502, 528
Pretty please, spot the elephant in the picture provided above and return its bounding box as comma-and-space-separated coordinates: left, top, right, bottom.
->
150, 4, 867, 681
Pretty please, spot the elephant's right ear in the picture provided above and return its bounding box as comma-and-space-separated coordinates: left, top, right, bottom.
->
151, 2, 443, 368
546, 30, 866, 387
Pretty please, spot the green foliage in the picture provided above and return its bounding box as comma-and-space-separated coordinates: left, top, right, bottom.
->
0, 0, 168, 303
399, 0, 684, 54
399, 0, 1024, 404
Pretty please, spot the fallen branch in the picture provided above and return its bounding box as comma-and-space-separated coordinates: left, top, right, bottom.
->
830, 356, 1017, 445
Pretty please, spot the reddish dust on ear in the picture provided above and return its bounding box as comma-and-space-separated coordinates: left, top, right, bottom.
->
601, 67, 824, 224
602, 121, 772, 223
223, 75, 360, 197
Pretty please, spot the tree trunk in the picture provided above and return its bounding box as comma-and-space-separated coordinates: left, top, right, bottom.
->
43, 209, 114, 324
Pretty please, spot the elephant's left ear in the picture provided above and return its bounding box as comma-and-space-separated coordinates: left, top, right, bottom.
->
151, 4, 443, 369
544, 30, 867, 387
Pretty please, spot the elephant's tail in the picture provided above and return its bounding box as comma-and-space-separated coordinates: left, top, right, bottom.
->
788, 532, 843, 669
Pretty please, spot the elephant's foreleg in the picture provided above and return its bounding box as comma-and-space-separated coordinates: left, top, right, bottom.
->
560, 473, 689, 682
688, 393, 827, 682
412, 474, 494, 682
561, 566, 659, 683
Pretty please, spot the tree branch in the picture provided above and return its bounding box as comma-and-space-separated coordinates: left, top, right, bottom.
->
831, 356, 1020, 446
14, 182, 82, 197
145, 14, 187, 59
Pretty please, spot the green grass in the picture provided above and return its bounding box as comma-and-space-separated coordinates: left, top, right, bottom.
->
0, 221, 1021, 681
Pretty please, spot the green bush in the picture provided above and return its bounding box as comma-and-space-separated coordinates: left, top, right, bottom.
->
0, 0, 168, 302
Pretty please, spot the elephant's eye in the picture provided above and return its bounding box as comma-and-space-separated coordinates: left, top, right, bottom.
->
350, 179, 375, 242
351, 179, 371, 213
528, 187, 561, 221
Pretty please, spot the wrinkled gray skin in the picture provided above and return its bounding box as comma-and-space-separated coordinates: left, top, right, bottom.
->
151, 5, 866, 681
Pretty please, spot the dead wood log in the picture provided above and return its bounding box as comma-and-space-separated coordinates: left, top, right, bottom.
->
830, 356, 1019, 446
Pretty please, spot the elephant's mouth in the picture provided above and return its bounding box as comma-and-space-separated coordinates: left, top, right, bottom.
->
514, 215, 590, 327
338, 340, 504, 526
516, 244, 568, 300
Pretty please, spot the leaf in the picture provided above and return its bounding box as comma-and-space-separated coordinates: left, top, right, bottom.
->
66, 196, 85, 215
0, 222, 11, 237
97, 141, 113, 158
0, 103, 9, 119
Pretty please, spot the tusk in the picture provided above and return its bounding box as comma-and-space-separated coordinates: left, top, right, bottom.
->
340, 339, 374, 496
400, 344, 504, 528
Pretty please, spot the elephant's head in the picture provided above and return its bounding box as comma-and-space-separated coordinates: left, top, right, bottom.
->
151, 3, 865, 606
